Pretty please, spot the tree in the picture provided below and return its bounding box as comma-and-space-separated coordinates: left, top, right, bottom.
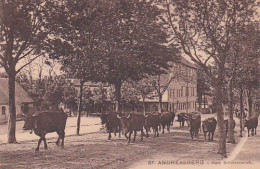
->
45, 0, 108, 135
131, 79, 154, 114
0, 0, 50, 143
149, 72, 177, 113
225, 24, 259, 142
197, 69, 211, 110
164, 0, 258, 156
96, 0, 177, 113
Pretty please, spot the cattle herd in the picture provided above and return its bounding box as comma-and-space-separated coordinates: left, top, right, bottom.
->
22, 110, 259, 152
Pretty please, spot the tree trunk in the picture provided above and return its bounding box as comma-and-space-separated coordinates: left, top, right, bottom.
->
239, 84, 244, 137
7, 71, 17, 143
158, 94, 163, 113
227, 79, 235, 143
142, 97, 146, 115
215, 76, 226, 157
76, 80, 84, 136
204, 92, 206, 108
114, 82, 122, 113
247, 87, 253, 118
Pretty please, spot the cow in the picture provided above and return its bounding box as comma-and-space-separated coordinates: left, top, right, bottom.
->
23, 110, 68, 152
244, 117, 258, 137
224, 119, 236, 135
187, 114, 201, 139
117, 113, 145, 143
177, 112, 190, 127
99, 111, 122, 140
160, 112, 172, 134
144, 113, 160, 138
202, 117, 217, 141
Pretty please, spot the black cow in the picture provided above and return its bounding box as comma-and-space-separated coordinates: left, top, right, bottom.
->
224, 119, 236, 135
177, 112, 190, 127
202, 117, 217, 141
100, 112, 121, 140
23, 110, 68, 151
160, 112, 172, 134
144, 113, 160, 138
117, 113, 145, 143
187, 115, 201, 139
244, 117, 258, 137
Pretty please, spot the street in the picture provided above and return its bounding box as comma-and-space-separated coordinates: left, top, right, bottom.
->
0, 114, 259, 169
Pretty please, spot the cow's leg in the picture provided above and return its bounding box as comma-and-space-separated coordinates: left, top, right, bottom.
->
182, 121, 184, 127
128, 131, 132, 143
125, 132, 128, 139
211, 132, 214, 141
162, 125, 165, 134
251, 129, 254, 136
60, 130, 65, 147
248, 129, 250, 137
35, 138, 43, 152
208, 132, 211, 141
179, 122, 181, 127
204, 132, 206, 141
118, 127, 121, 138
43, 137, 48, 150
156, 126, 159, 137
167, 124, 170, 133
133, 130, 137, 142
108, 130, 111, 140
56, 131, 61, 145
190, 130, 194, 139
255, 127, 257, 135
141, 129, 144, 141
146, 128, 149, 138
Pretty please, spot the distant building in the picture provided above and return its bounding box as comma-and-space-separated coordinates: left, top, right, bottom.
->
0, 78, 34, 123
67, 57, 198, 114
133, 57, 198, 113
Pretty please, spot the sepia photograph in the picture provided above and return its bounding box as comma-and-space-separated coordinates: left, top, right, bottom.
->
0, 0, 259, 168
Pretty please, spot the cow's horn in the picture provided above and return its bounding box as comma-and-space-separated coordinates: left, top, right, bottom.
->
32, 114, 37, 117
117, 114, 121, 119
127, 114, 131, 119
144, 114, 149, 118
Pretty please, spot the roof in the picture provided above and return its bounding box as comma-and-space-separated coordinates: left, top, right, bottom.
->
0, 78, 34, 105
68, 79, 109, 87
180, 57, 197, 69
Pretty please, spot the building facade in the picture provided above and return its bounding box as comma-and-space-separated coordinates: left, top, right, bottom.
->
0, 78, 34, 123
137, 57, 197, 113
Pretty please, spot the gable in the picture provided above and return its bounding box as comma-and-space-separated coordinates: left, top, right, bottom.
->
0, 78, 34, 105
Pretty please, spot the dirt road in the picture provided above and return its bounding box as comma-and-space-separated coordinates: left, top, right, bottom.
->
0, 114, 244, 169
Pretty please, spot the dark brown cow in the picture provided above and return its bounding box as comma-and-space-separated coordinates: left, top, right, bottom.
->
202, 117, 217, 141
23, 110, 68, 151
144, 113, 160, 138
244, 117, 258, 137
100, 112, 121, 140
160, 112, 172, 134
177, 112, 190, 127
187, 114, 201, 139
117, 113, 145, 143
224, 119, 236, 135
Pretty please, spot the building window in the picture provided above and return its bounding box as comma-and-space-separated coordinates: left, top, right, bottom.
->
2, 106, 6, 115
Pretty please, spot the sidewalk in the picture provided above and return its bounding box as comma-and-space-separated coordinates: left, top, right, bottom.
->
0, 116, 102, 144
129, 126, 260, 169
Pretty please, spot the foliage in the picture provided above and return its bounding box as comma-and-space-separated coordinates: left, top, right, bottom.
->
163, 0, 258, 156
